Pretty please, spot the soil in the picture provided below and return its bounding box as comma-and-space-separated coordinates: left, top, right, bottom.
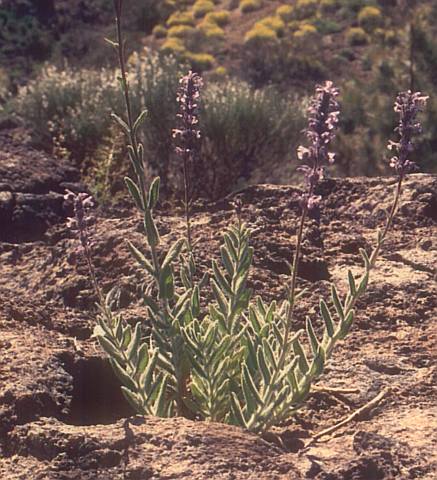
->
0, 129, 436, 479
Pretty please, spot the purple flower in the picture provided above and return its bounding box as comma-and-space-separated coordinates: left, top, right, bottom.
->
64, 190, 95, 253
297, 81, 340, 209
388, 90, 428, 176
173, 71, 203, 159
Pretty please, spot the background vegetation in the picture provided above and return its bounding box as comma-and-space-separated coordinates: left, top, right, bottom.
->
1, 0, 436, 201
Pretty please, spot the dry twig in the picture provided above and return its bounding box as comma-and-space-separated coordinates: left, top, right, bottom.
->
305, 388, 390, 448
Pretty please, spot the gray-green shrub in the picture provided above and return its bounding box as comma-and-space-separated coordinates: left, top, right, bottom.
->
11, 54, 305, 197
201, 81, 305, 197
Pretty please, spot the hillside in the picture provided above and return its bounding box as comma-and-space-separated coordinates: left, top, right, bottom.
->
1, 0, 437, 189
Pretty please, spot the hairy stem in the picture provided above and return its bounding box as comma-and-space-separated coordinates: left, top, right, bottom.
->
113, 0, 146, 204
278, 204, 307, 371
183, 151, 193, 251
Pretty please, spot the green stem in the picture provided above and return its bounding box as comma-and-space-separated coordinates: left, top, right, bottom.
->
278, 204, 308, 371
183, 151, 193, 251
113, 0, 146, 204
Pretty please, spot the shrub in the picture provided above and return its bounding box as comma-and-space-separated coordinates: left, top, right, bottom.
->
167, 25, 196, 39
198, 21, 226, 41
200, 81, 304, 196
244, 24, 278, 45
204, 10, 231, 27
294, 23, 318, 39
129, 51, 187, 186
160, 37, 187, 55
186, 51, 215, 71
358, 6, 383, 32
276, 4, 294, 22
313, 18, 342, 35
258, 16, 285, 37
214, 66, 228, 77
193, 0, 215, 18
11, 64, 121, 157
240, 0, 262, 14
320, 0, 341, 14
152, 24, 168, 38
166, 10, 195, 27
384, 29, 398, 47
346, 26, 368, 46
294, 0, 318, 20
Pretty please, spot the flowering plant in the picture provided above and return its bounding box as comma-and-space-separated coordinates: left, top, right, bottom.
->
69, 0, 428, 434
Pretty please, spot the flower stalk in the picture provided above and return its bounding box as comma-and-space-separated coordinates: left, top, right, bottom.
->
279, 81, 340, 370
64, 190, 103, 304
173, 71, 203, 251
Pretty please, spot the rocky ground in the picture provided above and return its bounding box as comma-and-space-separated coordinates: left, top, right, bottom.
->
0, 129, 436, 479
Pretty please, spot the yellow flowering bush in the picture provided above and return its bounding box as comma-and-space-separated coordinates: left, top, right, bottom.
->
258, 16, 285, 37
193, 0, 215, 18
166, 11, 195, 27
358, 6, 383, 32
160, 37, 187, 54
152, 25, 167, 39
167, 25, 196, 39
240, 0, 262, 14
199, 21, 226, 40
185, 51, 215, 71
346, 26, 369, 46
204, 10, 231, 27
244, 23, 277, 45
276, 4, 294, 22
294, 23, 318, 39
294, 0, 318, 20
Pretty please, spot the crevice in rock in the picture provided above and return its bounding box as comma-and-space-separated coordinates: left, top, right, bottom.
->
60, 355, 134, 426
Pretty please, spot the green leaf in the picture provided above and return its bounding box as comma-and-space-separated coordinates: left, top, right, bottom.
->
212, 261, 232, 296
338, 310, 354, 340
242, 364, 262, 410
144, 209, 160, 247
309, 346, 325, 378
191, 286, 201, 318
224, 234, 238, 261
121, 386, 144, 414
111, 112, 129, 134
127, 322, 142, 362
348, 270, 357, 296
159, 264, 174, 300
154, 375, 169, 417
104, 37, 119, 48
257, 347, 271, 385
231, 392, 247, 428
359, 248, 370, 269
92, 324, 108, 339
162, 239, 185, 270
128, 241, 154, 275
140, 349, 158, 391
357, 272, 369, 295
135, 342, 150, 376
110, 358, 137, 391
293, 339, 309, 375
306, 317, 319, 355
148, 177, 160, 210
133, 109, 148, 134
220, 246, 234, 278
143, 294, 159, 314
331, 285, 344, 321
320, 300, 335, 337
124, 177, 143, 210
211, 279, 229, 316
97, 336, 124, 363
